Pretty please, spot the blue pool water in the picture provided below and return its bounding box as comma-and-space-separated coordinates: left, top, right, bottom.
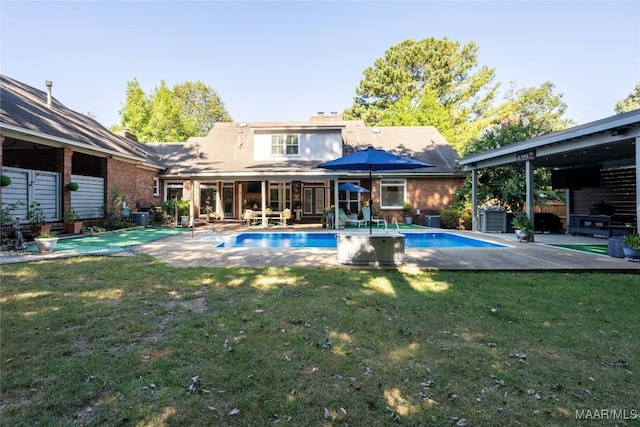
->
208, 232, 506, 249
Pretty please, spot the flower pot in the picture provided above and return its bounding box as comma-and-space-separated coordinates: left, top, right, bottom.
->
515, 229, 530, 242
622, 246, 640, 260
30, 224, 52, 237
65, 222, 83, 235
34, 237, 58, 252
405, 216, 413, 225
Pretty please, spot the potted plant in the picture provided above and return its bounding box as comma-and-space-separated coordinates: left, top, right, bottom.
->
402, 201, 413, 225
512, 215, 533, 242
26, 201, 51, 237
176, 200, 191, 227
622, 232, 640, 260
322, 205, 335, 228
34, 230, 58, 252
63, 206, 83, 234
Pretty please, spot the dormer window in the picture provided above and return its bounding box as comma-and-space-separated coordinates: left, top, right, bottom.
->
271, 135, 299, 156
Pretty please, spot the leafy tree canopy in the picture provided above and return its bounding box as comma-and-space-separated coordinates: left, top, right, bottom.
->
112, 79, 232, 142
615, 83, 640, 114
343, 37, 499, 153
454, 82, 571, 212
464, 82, 573, 157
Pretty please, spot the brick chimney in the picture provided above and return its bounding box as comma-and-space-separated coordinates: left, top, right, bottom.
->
310, 111, 342, 122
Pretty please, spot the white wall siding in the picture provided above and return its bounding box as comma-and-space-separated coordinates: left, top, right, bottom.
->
2, 167, 29, 220
70, 174, 104, 219
1, 167, 59, 222
33, 171, 60, 221
253, 131, 343, 161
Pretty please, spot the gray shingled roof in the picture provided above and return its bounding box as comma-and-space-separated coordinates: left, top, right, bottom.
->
1, 74, 460, 176
152, 121, 461, 177
342, 125, 460, 174
0, 75, 163, 168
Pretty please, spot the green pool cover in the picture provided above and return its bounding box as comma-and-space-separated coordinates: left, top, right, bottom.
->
549, 244, 609, 256
26, 227, 190, 255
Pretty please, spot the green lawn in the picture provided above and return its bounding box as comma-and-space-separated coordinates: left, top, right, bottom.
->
1, 257, 638, 426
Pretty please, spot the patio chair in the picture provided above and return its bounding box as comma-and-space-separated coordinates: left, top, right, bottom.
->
339, 208, 366, 227
361, 207, 387, 228
243, 209, 260, 227
271, 209, 292, 227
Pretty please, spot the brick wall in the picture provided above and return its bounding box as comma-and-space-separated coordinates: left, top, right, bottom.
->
409, 177, 465, 213
107, 158, 161, 211
370, 176, 465, 223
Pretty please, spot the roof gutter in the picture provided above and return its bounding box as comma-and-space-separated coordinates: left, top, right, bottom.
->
160, 170, 464, 180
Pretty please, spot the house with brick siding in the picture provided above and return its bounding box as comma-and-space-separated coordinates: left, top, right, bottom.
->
0, 75, 464, 229
151, 116, 464, 226
0, 75, 165, 228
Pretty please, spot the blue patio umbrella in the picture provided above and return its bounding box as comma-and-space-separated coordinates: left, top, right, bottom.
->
317, 147, 435, 233
338, 182, 370, 193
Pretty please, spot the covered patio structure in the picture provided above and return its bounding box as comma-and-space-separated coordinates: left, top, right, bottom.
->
458, 110, 640, 240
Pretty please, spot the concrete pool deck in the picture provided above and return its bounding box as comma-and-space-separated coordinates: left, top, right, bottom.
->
134, 224, 640, 271
2, 222, 639, 271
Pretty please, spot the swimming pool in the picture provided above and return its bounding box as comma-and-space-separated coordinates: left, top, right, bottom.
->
205, 232, 506, 249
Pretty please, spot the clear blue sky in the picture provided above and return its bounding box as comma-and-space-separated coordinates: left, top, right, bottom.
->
2, 1, 638, 128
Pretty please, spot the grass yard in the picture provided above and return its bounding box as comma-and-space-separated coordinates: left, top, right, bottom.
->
1, 256, 638, 426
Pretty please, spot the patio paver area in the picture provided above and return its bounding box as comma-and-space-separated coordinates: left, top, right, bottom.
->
2, 222, 639, 271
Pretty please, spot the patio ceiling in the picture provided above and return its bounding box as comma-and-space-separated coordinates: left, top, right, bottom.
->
459, 110, 640, 171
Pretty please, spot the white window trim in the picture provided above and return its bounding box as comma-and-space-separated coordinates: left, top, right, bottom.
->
153, 177, 160, 196
164, 181, 184, 201
271, 134, 300, 157
379, 178, 407, 209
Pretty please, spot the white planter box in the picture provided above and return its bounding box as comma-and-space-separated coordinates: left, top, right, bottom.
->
336, 233, 405, 265
34, 237, 58, 252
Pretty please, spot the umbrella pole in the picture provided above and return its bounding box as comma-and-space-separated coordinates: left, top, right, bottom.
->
369, 167, 373, 235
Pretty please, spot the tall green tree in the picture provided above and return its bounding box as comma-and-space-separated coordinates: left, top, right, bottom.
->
117, 78, 150, 139
173, 81, 231, 136
113, 79, 232, 142
145, 81, 186, 142
615, 83, 640, 113
343, 37, 499, 153
455, 82, 571, 212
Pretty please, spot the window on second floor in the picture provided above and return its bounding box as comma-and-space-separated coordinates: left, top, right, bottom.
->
271, 135, 299, 156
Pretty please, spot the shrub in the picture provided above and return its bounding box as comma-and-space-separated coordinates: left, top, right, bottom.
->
26, 201, 46, 226
440, 207, 472, 230
62, 207, 80, 223
512, 215, 533, 232
623, 232, 640, 249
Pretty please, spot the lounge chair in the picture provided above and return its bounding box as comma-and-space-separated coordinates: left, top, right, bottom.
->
361, 207, 387, 227
339, 208, 366, 227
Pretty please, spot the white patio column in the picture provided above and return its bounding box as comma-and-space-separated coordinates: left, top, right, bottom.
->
190, 178, 195, 227
525, 160, 535, 242
261, 180, 268, 228
334, 178, 340, 229
471, 169, 478, 232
